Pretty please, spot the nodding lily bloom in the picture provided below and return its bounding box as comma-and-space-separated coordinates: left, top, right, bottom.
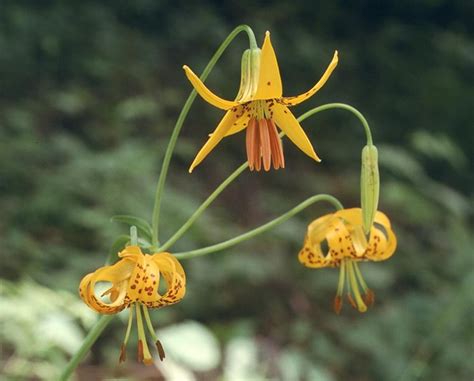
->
79, 246, 186, 365
298, 208, 396, 314
183, 31, 338, 172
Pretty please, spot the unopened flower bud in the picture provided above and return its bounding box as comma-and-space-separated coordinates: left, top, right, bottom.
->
235, 48, 261, 103
360, 144, 379, 234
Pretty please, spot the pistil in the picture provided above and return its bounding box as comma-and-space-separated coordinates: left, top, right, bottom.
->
347, 261, 367, 312
135, 303, 153, 365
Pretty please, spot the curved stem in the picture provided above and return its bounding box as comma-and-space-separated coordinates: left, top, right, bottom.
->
157, 162, 249, 252
151, 25, 257, 247
174, 194, 342, 259
59, 315, 114, 381
298, 103, 373, 145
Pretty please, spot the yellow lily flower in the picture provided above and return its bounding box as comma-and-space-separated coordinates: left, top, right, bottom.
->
299, 208, 396, 313
183, 31, 338, 172
79, 246, 186, 365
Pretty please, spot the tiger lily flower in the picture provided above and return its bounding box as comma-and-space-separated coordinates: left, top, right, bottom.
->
299, 208, 396, 313
183, 31, 338, 172
79, 246, 186, 365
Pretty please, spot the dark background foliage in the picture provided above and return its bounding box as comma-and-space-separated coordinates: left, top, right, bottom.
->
1, 1, 472, 380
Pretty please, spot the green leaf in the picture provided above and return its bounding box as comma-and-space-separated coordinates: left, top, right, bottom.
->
110, 215, 153, 241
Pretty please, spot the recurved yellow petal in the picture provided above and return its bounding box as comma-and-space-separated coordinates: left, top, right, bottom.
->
189, 106, 245, 172
272, 104, 320, 161
335, 208, 363, 227
253, 32, 283, 100
373, 210, 392, 229
325, 218, 351, 261
307, 214, 337, 245
152, 253, 186, 305
282, 50, 338, 106
183, 65, 239, 110
298, 236, 327, 268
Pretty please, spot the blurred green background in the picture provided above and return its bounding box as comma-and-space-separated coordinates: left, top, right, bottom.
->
1, 1, 473, 380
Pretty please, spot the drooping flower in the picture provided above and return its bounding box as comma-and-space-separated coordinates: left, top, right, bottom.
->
79, 246, 186, 365
183, 31, 338, 172
298, 208, 396, 313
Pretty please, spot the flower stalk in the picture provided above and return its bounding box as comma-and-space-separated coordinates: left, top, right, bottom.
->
151, 24, 257, 247
175, 194, 343, 259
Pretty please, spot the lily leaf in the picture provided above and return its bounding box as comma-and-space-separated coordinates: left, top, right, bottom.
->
111, 215, 153, 241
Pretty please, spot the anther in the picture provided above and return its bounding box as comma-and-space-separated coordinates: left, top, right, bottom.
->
156, 340, 166, 361
137, 340, 144, 363
363, 289, 375, 306
119, 344, 126, 363
333, 296, 343, 314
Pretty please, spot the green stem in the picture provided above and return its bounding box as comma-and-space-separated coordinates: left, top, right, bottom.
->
59, 315, 114, 381
157, 162, 249, 252
151, 25, 257, 247
298, 102, 373, 145
174, 194, 342, 259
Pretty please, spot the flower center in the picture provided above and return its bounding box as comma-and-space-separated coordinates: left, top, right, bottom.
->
246, 100, 285, 171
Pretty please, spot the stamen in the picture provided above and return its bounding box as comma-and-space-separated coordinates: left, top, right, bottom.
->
155, 339, 166, 362
364, 289, 375, 306
259, 119, 272, 171
246, 118, 258, 171
267, 119, 285, 169
333, 295, 343, 314
136, 303, 153, 365
253, 124, 261, 171
345, 260, 357, 310
142, 305, 166, 361
347, 261, 367, 312
119, 344, 126, 363
119, 304, 135, 363
137, 340, 144, 363
333, 260, 346, 314
353, 262, 375, 306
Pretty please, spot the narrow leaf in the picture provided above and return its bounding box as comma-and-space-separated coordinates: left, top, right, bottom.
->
111, 215, 153, 241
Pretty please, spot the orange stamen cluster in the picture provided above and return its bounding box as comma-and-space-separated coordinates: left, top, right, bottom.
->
246, 117, 285, 171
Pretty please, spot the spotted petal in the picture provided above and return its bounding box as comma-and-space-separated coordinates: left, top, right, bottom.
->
282, 51, 338, 106
151, 253, 186, 306
272, 103, 320, 161
253, 32, 283, 100
189, 105, 247, 172
80, 258, 136, 314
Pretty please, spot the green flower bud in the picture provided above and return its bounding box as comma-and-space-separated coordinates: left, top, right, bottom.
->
235, 48, 261, 103
361, 144, 379, 234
